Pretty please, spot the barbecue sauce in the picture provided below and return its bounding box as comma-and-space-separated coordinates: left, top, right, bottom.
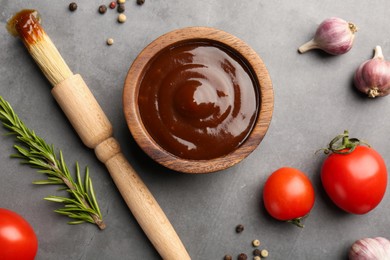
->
138, 41, 259, 160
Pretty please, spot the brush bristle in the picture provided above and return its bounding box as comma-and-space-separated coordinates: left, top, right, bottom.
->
28, 34, 73, 86
7, 9, 73, 86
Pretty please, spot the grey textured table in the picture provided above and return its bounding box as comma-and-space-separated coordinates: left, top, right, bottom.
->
1, 1, 390, 259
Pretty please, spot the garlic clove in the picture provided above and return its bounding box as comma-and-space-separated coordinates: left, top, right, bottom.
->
354, 46, 390, 98
298, 17, 357, 55
298, 39, 319, 53
349, 237, 390, 260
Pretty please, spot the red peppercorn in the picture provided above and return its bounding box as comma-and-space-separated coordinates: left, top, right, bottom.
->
109, 1, 117, 9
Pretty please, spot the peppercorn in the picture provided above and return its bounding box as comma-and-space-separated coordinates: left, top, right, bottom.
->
117, 0, 126, 3
118, 13, 126, 23
224, 255, 233, 260
253, 249, 261, 256
109, 1, 117, 9
252, 239, 261, 247
260, 250, 269, 258
237, 253, 247, 260
235, 224, 244, 233
98, 5, 107, 14
253, 256, 261, 260
106, 38, 114, 45
69, 2, 78, 11
136, 0, 145, 5
117, 3, 125, 13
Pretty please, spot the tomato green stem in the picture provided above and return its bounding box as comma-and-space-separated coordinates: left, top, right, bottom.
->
288, 218, 304, 228
322, 130, 369, 155
342, 130, 349, 146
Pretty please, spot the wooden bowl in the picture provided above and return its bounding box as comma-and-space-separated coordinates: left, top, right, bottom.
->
123, 27, 273, 174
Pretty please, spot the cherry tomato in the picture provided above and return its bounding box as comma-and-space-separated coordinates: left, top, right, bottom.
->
321, 145, 387, 214
0, 208, 38, 260
263, 167, 315, 227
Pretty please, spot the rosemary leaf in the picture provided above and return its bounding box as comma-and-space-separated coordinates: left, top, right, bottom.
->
76, 163, 85, 194
33, 180, 63, 185
88, 177, 102, 217
28, 159, 50, 169
45, 196, 85, 209
37, 169, 58, 175
70, 189, 86, 206
0, 96, 105, 229
85, 169, 90, 195
47, 176, 63, 182
65, 204, 80, 208
67, 213, 94, 223
13, 145, 30, 157
85, 192, 97, 216
57, 207, 96, 215
68, 220, 86, 225
44, 196, 69, 203
54, 209, 74, 216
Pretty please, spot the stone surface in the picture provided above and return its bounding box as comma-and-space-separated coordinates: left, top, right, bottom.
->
0, 1, 390, 259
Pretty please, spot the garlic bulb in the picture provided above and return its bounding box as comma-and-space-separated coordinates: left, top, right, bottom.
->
298, 17, 357, 55
354, 46, 390, 98
349, 237, 390, 260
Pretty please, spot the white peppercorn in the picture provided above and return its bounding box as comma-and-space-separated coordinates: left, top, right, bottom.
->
252, 239, 261, 247
118, 13, 126, 23
106, 38, 114, 45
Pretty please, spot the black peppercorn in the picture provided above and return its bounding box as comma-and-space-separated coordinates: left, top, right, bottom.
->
137, 0, 145, 5
69, 2, 78, 11
224, 255, 232, 260
237, 253, 247, 260
98, 5, 107, 14
253, 249, 261, 256
117, 3, 125, 13
235, 224, 244, 233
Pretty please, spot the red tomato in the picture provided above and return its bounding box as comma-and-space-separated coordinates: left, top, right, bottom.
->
0, 208, 38, 260
263, 167, 315, 226
321, 145, 387, 214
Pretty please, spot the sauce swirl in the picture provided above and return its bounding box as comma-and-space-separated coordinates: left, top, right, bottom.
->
138, 41, 259, 160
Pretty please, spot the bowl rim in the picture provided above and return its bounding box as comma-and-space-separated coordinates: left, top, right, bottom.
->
123, 26, 274, 174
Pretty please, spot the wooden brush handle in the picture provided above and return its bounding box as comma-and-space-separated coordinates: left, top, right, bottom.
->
51, 74, 191, 260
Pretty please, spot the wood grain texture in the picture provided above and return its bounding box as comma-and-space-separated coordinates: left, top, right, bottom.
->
123, 27, 274, 174
52, 74, 191, 260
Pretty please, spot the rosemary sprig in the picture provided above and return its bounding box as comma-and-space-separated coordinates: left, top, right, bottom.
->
0, 96, 105, 229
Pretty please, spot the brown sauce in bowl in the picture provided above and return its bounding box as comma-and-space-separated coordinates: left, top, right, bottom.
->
137, 41, 259, 160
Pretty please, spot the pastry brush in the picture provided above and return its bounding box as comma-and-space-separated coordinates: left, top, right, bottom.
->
7, 9, 190, 260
